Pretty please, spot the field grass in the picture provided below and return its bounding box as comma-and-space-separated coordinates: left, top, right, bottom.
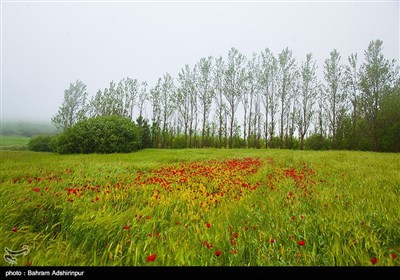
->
0, 135, 30, 150
1, 148, 399, 266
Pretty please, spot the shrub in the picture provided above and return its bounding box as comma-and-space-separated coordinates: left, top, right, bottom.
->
172, 134, 187, 149
304, 134, 332, 150
28, 135, 56, 152
54, 115, 141, 154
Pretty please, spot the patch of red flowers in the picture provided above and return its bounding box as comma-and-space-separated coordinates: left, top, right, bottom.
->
298, 240, 306, 246
147, 254, 157, 262
201, 240, 213, 249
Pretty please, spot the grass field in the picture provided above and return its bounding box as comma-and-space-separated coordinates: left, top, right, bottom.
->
0, 135, 30, 150
1, 148, 399, 266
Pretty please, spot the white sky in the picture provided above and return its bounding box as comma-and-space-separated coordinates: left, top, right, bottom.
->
1, 0, 399, 122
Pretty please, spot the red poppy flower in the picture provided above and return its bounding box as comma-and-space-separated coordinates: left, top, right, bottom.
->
12, 226, 18, 232
270, 238, 275, 244
123, 225, 130, 230
390, 253, 397, 259
147, 254, 156, 262
370, 257, 378, 265
206, 223, 211, 228
298, 240, 306, 246
215, 250, 221, 257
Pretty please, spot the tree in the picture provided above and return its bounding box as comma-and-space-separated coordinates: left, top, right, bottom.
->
137, 81, 148, 118
359, 39, 398, 151
150, 79, 162, 148
175, 64, 196, 147
243, 52, 260, 148
377, 86, 400, 152
297, 53, 319, 150
136, 115, 152, 149
344, 53, 361, 149
89, 81, 123, 117
324, 49, 346, 149
51, 80, 88, 132
277, 47, 297, 148
224, 47, 247, 148
260, 48, 278, 148
213, 56, 227, 148
117, 77, 138, 120
195, 56, 215, 147
159, 73, 175, 148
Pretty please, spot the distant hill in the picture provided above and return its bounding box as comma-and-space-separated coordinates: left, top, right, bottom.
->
0, 120, 58, 137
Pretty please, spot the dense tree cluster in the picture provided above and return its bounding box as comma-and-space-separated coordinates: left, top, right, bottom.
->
51, 39, 400, 152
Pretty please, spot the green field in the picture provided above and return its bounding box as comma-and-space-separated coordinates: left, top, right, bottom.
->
1, 149, 399, 266
0, 135, 30, 150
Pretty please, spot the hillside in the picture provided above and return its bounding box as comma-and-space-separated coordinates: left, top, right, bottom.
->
0, 120, 58, 137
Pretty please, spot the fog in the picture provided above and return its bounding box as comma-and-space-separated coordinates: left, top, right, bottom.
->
1, 0, 399, 123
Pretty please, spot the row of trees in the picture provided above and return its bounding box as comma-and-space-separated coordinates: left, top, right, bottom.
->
52, 39, 400, 152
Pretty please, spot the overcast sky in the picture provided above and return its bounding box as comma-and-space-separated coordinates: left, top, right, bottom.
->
1, 0, 399, 123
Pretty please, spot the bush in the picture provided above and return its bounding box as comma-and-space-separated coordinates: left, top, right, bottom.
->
54, 115, 141, 154
172, 134, 187, 149
28, 135, 56, 152
304, 134, 331, 150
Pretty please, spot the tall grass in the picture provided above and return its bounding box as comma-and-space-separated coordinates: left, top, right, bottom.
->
1, 149, 399, 266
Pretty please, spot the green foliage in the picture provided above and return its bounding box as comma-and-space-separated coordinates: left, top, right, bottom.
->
54, 115, 141, 154
304, 134, 331, 150
378, 87, 400, 152
136, 116, 152, 149
172, 134, 187, 149
27, 135, 56, 152
268, 136, 281, 149
51, 80, 89, 132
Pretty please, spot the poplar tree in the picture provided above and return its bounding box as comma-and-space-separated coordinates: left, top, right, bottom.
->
51, 79, 88, 132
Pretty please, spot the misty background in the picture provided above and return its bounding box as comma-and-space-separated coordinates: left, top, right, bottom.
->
1, 0, 399, 125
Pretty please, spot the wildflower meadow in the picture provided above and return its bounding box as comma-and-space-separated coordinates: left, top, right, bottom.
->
1, 148, 399, 266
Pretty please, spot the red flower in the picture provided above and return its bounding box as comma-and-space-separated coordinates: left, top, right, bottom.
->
206, 223, 211, 228
390, 253, 397, 259
298, 240, 306, 246
370, 257, 378, 265
147, 254, 156, 262
201, 240, 213, 248
123, 225, 130, 230
12, 226, 18, 232
270, 238, 275, 244
215, 250, 222, 257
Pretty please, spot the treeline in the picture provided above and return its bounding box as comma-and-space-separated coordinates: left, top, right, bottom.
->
52, 39, 400, 152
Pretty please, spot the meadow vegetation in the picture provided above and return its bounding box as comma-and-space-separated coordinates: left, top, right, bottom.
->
1, 148, 399, 266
